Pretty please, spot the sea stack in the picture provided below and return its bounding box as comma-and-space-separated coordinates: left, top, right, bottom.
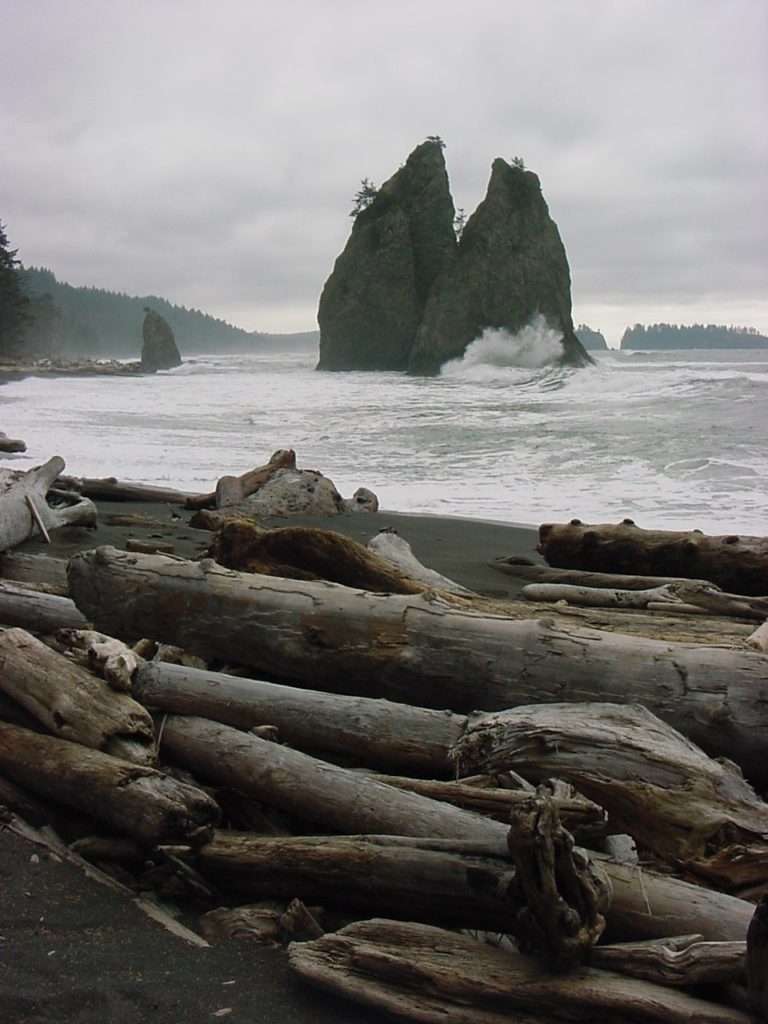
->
409, 159, 592, 374
317, 139, 456, 371
141, 308, 182, 371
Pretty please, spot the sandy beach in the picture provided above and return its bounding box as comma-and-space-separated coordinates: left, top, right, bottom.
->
1, 498, 545, 1024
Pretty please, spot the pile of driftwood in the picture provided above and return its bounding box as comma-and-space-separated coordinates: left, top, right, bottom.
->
1, 455, 767, 1023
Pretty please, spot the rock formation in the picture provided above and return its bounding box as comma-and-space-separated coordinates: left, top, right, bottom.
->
409, 159, 592, 374
316, 140, 456, 371
141, 308, 182, 371
317, 147, 593, 375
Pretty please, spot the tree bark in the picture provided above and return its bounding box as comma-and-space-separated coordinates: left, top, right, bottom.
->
288, 918, 754, 1024
68, 546, 768, 786
0, 580, 88, 631
0, 456, 97, 551
0, 721, 219, 845
538, 520, 768, 596
159, 714, 754, 942
451, 702, 768, 893
0, 628, 155, 763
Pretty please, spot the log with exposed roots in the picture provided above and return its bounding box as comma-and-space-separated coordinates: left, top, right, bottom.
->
0, 457, 97, 551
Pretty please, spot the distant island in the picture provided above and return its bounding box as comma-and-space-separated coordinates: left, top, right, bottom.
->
14, 266, 318, 359
620, 323, 768, 351
575, 325, 608, 351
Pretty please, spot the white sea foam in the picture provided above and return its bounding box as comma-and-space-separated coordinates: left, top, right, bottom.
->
1, 347, 766, 533
441, 315, 565, 380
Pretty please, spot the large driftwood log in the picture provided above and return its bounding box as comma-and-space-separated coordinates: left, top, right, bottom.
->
0, 722, 219, 845
0, 551, 69, 591
134, 661, 464, 775
68, 547, 768, 785
539, 520, 768, 596
288, 919, 754, 1024
0, 457, 97, 551
184, 448, 297, 510
160, 714, 754, 942
58, 474, 194, 504
0, 580, 88, 631
588, 934, 747, 987
0, 628, 154, 764
451, 703, 768, 893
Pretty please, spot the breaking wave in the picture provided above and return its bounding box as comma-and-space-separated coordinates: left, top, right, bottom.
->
440, 316, 565, 381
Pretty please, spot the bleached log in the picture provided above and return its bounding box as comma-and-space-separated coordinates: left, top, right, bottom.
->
588, 934, 746, 986
0, 580, 88, 631
0, 628, 154, 763
288, 919, 753, 1024
0, 456, 97, 551
134, 661, 464, 774
539, 520, 768, 596
0, 722, 219, 845
451, 702, 768, 892
58, 474, 194, 504
67, 546, 768, 785
747, 620, 768, 653
367, 529, 472, 593
0, 551, 68, 591
522, 581, 768, 620
160, 714, 754, 942
55, 628, 145, 692
491, 556, 716, 590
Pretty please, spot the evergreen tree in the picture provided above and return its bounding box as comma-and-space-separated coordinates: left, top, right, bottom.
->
350, 178, 378, 217
0, 221, 29, 355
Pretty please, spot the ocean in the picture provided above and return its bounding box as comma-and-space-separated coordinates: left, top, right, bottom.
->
1, 336, 766, 535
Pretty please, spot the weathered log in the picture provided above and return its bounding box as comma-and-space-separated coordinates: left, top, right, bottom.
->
58, 473, 194, 504
747, 893, 768, 1020
133, 661, 464, 775
184, 448, 297, 510
208, 517, 426, 593
0, 580, 88, 631
522, 581, 768, 620
0, 551, 69, 591
491, 555, 717, 590
451, 703, 768, 892
0, 431, 26, 453
160, 714, 754, 942
539, 520, 768, 596
748, 620, 768, 653
288, 919, 754, 1024
56, 628, 145, 692
0, 722, 219, 845
68, 547, 768, 786
0, 628, 154, 763
589, 934, 746, 986
0, 456, 97, 551
367, 529, 472, 593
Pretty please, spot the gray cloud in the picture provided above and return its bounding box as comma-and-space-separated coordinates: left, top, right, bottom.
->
2, 0, 766, 345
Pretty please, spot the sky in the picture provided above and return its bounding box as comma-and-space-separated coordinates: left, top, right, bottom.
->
2, 0, 766, 347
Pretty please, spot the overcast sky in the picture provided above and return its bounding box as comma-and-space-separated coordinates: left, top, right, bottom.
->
2, 0, 766, 345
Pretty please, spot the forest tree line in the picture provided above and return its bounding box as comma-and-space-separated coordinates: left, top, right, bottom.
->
621, 323, 768, 350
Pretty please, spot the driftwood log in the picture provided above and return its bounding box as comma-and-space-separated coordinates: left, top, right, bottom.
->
0, 457, 97, 551
67, 547, 768, 786
58, 474, 194, 504
539, 520, 768, 596
0, 580, 88, 632
367, 529, 472, 593
0, 722, 219, 845
0, 628, 154, 764
451, 702, 768, 893
288, 918, 755, 1024
184, 448, 296, 510
0, 431, 26, 453
588, 934, 747, 987
0, 551, 69, 591
158, 714, 754, 942
491, 556, 718, 590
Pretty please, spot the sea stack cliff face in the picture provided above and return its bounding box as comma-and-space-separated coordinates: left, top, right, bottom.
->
409, 159, 591, 374
141, 308, 182, 371
316, 141, 456, 371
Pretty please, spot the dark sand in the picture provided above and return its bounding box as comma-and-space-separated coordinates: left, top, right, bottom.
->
2, 502, 543, 1023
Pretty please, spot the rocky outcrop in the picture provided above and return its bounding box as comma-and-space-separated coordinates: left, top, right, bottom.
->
409, 159, 592, 374
141, 308, 181, 371
316, 141, 456, 371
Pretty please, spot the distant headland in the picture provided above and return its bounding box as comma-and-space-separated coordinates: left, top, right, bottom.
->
620, 323, 768, 351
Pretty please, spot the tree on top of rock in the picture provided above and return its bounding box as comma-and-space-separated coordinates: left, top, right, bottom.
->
350, 178, 379, 217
